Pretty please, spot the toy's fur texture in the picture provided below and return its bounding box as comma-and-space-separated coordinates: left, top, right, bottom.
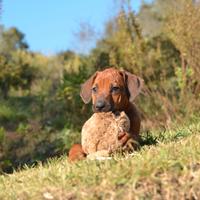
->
81, 111, 130, 159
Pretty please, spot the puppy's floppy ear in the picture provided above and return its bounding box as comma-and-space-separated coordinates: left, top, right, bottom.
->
122, 71, 144, 102
80, 72, 98, 104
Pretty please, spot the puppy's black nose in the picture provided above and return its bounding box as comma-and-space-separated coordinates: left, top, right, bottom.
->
95, 100, 105, 111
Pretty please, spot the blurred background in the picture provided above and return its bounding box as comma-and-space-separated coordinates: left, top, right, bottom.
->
0, 0, 200, 173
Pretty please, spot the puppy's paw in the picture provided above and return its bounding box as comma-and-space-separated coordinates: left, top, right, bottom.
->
118, 132, 131, 146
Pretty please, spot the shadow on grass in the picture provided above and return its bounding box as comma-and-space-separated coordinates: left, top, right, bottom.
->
139, 131, 166, 147
139, 131, 158, 146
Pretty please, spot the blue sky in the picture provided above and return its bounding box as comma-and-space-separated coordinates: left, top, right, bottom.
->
1, 0, 152, 55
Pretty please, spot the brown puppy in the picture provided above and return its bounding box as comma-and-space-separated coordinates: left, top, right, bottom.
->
68, 67, 143, 162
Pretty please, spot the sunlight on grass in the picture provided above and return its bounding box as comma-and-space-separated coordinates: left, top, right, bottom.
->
0, 121, 200, 199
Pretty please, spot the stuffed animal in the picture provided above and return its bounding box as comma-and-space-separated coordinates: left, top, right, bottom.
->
81, 111, 131, 159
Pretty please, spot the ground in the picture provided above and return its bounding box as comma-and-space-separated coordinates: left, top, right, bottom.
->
0, 120, 200, 200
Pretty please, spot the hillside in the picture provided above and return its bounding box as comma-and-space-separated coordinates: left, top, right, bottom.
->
0, 121, 200, 200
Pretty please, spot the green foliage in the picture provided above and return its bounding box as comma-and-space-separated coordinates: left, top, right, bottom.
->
0, 123, 79, 173
165, 0, 200, 96
0, 98, 29, 129
0, 27, 28, 53
54, 66, 93, 130
0, 127, 5, 144
0, 27, 37, 98
16, 123, 30, 135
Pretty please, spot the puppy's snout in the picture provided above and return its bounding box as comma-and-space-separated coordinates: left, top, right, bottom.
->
95, 100, 106, 111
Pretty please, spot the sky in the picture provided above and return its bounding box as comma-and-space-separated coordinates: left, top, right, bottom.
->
1, 0, 152, 55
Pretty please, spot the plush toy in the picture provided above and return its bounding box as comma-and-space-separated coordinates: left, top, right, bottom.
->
81, 111, 132, 159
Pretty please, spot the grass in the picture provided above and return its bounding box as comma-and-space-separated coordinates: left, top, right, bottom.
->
0, 121, 200, 199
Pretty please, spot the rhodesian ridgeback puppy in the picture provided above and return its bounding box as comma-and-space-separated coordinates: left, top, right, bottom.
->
68, 67, 143, 161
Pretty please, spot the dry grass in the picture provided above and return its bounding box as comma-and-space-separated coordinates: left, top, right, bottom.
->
0, 121, 200, 200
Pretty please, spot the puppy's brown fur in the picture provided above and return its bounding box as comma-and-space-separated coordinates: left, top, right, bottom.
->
68, 67, 143, 162
68, 144, 86, 162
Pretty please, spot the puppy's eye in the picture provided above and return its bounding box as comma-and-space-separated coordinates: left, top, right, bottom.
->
92, 87, 97, 93
111, 86, 120, 93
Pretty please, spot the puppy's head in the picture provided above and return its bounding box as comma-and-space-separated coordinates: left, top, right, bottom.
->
80, 68, 143, 112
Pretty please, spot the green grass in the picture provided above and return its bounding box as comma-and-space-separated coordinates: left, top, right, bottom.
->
0, 121, 200, 200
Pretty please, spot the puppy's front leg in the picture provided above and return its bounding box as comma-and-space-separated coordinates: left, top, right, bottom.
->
118, 131, 131, 146
118, 132, 139, 151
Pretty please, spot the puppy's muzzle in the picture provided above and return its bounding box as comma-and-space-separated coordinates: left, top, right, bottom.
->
93, 99, 112, 112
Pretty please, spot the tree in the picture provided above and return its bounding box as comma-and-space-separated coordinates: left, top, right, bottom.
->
0, 27, 36, 98
0, 27, 28, 54
165, 0, 200, 96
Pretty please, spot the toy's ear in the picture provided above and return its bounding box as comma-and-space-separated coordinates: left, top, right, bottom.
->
121, 71, 144, 102
80, 72, 98, 104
